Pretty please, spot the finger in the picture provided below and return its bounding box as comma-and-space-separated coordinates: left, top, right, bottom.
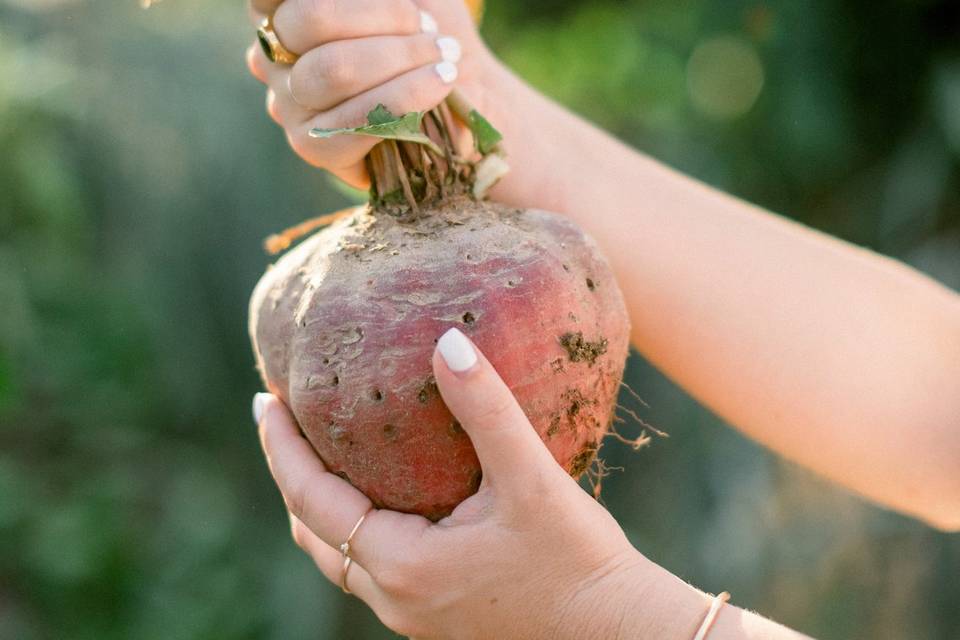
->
246, 43, 270, 84
417, 0, 477, 27
281, 125, 371, 184
258, 395, 375, 554
267, 89, 309, 127
431, 329, 558, 488
250, 44, 315, 127
273, 0, 423, 56
257, 395, 427, 570
250, 0, 282, 16
289, 514, 379, 598
289, 60, 457, 170
329, 162, 372, 191
289, 33, 459, 112
267, 79, 315, 128
248, 41, 288, 87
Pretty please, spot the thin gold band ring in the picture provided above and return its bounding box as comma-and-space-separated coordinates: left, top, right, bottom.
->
339, 509, 372, 594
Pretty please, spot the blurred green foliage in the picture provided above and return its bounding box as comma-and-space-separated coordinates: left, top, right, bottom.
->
1, 1, 958, 638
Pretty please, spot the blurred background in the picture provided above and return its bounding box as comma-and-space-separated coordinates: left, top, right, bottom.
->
1, 0, 958, 638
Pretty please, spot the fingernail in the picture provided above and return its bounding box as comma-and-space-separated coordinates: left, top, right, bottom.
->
436, 36, 462, 64
435, 61, 458, 84
420, 10, 438, 34
437, 328, 478, 373
253, 393, 270, 424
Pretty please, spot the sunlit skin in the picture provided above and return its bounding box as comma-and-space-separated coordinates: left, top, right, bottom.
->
246, 0, 960, 637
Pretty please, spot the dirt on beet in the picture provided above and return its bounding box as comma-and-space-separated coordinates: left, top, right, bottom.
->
559, 331, 609, 365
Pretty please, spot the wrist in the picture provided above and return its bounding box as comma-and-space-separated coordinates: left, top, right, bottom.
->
469, 58, 570, 210
611, 555, 714, 640
542, 551, 702, 640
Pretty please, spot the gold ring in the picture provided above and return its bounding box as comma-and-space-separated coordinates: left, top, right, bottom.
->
257, 16, 300, 65
339, 508, 372, 594
339, 509, 371, 558
340, 555, 354, 594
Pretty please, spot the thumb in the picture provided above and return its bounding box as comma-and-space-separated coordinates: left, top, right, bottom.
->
431, 328, 556, 487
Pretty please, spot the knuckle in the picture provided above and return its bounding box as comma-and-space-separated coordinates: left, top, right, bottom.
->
282, 471, 320, 522
286, 130, 321, 164
289, 519, 307, 548
406, 75, 448, 113
283, 483, 306, 520
470, 395, 519, 431
375, 557, 428, 596
286, 129, 308, 154
402, 83, 433, 112
375, 566, 414, 595
294, 476, 327, 524
378, 608, 423, 638
315, 46, 355, 90
297, 0, 336, 27
287, 64, 312, 106
265, 91, 282, 124
335, 102, 371, 129
393, 0, 421, 32
408, 33, 438, 65
510, 468, 559, 509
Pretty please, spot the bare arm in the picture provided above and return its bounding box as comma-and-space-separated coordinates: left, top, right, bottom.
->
245, 0, 960, 530
483, 60, 960, 531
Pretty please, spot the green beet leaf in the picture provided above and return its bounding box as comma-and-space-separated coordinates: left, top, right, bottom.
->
466, 109, 503, 155
310, 104, 442, 154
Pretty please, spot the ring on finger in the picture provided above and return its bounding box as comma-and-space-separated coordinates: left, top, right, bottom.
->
339, 508, 372, 559
257, 15, 300, 65
340, 555, 355, 594
339, 508, 373, 594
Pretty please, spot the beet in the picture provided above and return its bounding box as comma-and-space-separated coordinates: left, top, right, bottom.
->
249, 100, 629, 520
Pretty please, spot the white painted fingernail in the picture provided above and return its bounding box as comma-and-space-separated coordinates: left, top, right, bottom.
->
436, 36, 462, 64
435, 61, 458, 84
253, 393, 270, 424
420, 10, 438, 34
437, 328, 478, 373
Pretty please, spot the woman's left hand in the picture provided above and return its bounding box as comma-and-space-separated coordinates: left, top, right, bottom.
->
253, 328, 697, 639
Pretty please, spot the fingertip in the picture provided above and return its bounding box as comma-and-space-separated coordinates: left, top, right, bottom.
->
435, 327, 478, 375
258, 394, 298, 441
246, 43, 269, 83
434, 60, 458, 84
419, 9, 438, 34
253, 392, 273, 425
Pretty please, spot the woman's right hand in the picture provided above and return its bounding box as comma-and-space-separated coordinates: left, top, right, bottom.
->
246, 0, 505, 190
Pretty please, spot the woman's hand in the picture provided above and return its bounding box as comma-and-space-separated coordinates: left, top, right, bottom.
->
254, 328, 668, 639
254, 330, 814, 638
245, 0, 505, 190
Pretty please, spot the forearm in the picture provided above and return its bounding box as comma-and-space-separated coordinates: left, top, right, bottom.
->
484, 61, 960, 529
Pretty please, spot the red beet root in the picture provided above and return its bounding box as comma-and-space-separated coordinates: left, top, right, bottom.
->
249, 103, 630, 520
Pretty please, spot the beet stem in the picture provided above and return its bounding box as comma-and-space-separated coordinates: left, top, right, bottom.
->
390, 140, 419, 215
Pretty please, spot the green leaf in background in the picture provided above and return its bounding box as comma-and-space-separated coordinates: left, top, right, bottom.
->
310, 104, 443, 154
467, 109, 503, 155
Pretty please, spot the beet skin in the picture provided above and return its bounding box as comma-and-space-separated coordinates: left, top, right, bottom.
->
249, 199, 629, 520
